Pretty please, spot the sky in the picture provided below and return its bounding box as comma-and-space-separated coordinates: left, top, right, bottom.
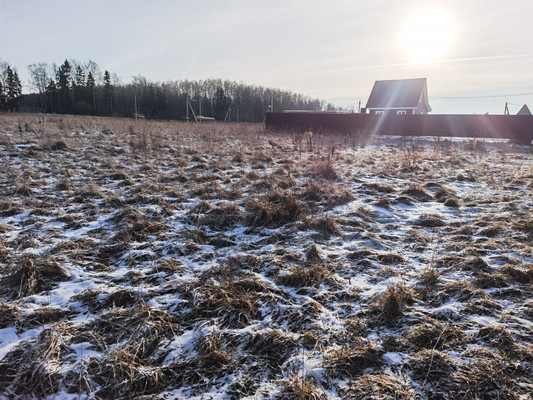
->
1, 0, 533, 114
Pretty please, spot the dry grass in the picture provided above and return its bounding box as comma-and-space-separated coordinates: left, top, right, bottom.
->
325, 341, 383, 378
278, 375, 328, 400
407, 320, 465, 350
418, 266, 440, 287
279, 263, 330, 288
307, 215, 343, 239
0, 323, 73, 398
340, 373, 415, 399
244, 191, 305, 228
0, 255, 71, 299
370, 282, 415, 325
0, 114, 531, 399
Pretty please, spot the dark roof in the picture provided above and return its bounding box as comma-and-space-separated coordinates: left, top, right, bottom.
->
517, 104, 532, 115
366, 78, 430, 110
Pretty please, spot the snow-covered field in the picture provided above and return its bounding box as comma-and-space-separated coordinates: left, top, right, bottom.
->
0, 114, 532, 399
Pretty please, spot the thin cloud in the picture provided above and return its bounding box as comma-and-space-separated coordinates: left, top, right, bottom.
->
301, 53, 533, 76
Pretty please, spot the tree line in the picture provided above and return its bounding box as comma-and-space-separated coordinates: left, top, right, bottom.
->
1, 59, 337, 122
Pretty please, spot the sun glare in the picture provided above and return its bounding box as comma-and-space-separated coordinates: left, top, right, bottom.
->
403, 8, 455, 63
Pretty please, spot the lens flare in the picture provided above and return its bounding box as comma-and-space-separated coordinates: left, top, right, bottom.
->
403, 8, 455, 63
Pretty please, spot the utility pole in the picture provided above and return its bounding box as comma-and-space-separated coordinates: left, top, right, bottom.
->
199, 97, 202, 123
224, 107, 231, 122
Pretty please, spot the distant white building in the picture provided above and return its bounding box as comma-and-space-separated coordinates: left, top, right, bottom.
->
365, 78, 432, 115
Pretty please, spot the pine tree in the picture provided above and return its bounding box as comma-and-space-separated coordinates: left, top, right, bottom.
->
57, 60, 72, 113
0, 81, 5, 111
5, 66, 22, 112
103, 70, 113, 116
214, 87, 228, 120
12, 71, 22, 111
73, 65, 85, 109
46, 79, 58, 114
86, 72, 96, 114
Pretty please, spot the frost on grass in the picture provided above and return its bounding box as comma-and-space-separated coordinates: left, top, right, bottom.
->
0, 114, 532, 399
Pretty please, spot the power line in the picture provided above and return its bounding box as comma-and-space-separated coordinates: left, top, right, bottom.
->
433, 92, 533, 99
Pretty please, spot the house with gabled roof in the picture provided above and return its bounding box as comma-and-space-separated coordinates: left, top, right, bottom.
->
365, 78, 431, 115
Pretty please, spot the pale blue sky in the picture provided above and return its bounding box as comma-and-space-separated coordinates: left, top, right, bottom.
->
1, 0, 533, 114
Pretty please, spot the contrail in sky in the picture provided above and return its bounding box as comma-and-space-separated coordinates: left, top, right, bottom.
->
303, 53, 533, 75
154, 39, 170, 61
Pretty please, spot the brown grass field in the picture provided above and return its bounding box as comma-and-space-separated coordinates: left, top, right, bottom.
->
0, 113, 532, 399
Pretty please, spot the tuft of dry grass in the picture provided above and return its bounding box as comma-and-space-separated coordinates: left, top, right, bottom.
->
377, 252, 405, 265
279, 263, 330, 288
308, 215, 343, 239
0, 255, 71, 299
183, 272, 264, 328
340, 372, 415, 399
414, 213, 446, 228
244, 191, 305, 228
198, 202, 241, 230
325, 342, 383, 378
308, 157, 338, 180
408, 320, 465, 350
0, 323, 74, 398
87, 345, 165, 398
408, 349, 457, 382
244, 329, 299, 368
166, 329, 237, 390
371, 283, 414, 324
278, 374, 328, 400
418, 266, 440, 287
402, 185, 433, 202
0, 300, 20, 329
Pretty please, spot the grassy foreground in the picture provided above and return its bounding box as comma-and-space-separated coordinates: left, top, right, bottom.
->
0, 113, 532, 399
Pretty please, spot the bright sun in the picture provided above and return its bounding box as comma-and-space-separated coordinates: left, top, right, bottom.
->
403, 8, 455, 63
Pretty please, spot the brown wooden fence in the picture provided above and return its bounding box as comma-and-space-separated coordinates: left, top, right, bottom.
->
265, 112, 533, 144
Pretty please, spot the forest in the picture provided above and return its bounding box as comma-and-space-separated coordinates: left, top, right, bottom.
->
0, 59, 334, 122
